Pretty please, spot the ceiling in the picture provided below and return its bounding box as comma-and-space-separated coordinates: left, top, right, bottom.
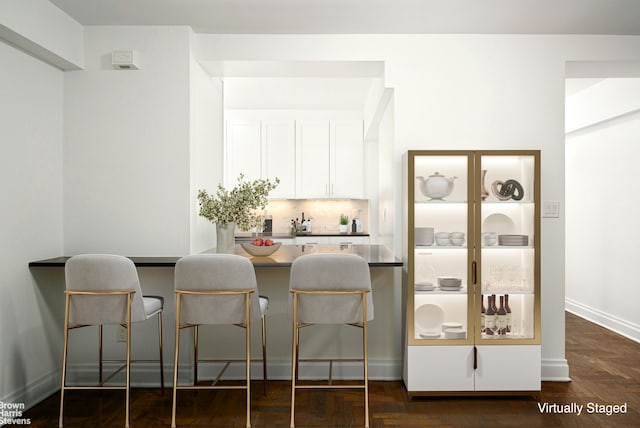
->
50, 0, 640, 35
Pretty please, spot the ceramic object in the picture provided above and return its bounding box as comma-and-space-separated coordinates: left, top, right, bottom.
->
415, 227, 434, 246
416, 172, 457, 200
240, 242, 281, 256
216, 222, 236, 254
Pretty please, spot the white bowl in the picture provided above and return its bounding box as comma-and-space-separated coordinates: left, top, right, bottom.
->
438, 277, 462, 287
450, 232, 465, 239
450, 237, 465, 246
240, 242, 281, 256
435, 232, 450, 239
436, 238, 450, 246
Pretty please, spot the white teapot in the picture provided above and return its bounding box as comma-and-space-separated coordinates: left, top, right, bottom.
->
416, 172, 457, 200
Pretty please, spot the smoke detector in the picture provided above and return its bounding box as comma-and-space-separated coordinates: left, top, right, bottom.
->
112, 50, 140, 70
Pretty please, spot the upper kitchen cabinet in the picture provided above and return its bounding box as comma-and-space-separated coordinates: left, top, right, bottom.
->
225, 119, 295, 198
225, 120, 262, 185
296, 119, 364, 199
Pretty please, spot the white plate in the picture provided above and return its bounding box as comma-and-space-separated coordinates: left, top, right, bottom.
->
482, 213, 515, 235
441, 322, 463, 331
415, 304, 444, 332
415, 282, 435, 291
444, 328, 467, 339
419, 331, 442, 339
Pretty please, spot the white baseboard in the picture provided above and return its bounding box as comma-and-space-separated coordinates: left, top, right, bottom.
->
541, 358, 571, 382
566, 298, 640, 344
63, 359, 403, 387
1, 369, 60, 412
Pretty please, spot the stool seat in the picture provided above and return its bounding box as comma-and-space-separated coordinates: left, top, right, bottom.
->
143, 296, 164, 317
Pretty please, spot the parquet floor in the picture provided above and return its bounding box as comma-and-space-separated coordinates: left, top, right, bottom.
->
23, 312, 640, 427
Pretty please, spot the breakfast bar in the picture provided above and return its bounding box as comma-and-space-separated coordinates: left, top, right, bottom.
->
29, 244, 403, 384
29, 244, 402, 268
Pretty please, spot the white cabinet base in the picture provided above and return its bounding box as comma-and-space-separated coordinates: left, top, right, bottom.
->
404, 345, 540, 394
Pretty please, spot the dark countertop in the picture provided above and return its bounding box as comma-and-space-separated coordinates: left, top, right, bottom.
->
29, 244, 402, 268
234, 232, 370, 241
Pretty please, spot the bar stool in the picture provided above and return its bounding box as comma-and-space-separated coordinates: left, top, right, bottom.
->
289, 253, 373, 428
59, 254, 164, 428
171, 254, 268, 428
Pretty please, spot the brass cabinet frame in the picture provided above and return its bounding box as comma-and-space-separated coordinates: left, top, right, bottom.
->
407, 150, 541, 347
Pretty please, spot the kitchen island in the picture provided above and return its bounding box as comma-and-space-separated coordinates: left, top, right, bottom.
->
29, 244, 400, 268
29, 245, 403, 384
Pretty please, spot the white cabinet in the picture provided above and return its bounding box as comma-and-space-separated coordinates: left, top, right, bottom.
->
225, 120, 262, 185
296, 120, 364, 199
295, 121, 330, 198
294, 236, 369, 245
329, 236, 370, 245
262, 120, 295, 198
405, 150, 541, 397
294, 236, 330, 245
225, 119, 295, 198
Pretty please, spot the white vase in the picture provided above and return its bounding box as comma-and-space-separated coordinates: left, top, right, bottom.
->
339, 224, 349, 233
216, 222, 236, 254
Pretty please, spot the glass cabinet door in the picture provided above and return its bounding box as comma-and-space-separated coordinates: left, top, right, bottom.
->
476, 153, 540, 343
409, 152, 473, 344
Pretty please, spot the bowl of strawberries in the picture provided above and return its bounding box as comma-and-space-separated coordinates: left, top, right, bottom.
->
240, 238, 281, 256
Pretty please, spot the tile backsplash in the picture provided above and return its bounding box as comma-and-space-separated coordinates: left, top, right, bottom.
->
261, 199, 369, 234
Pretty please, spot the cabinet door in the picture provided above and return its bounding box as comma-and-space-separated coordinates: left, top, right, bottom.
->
409, 152, 473, 345
225, 120, 261, 187
474, 345, 541, 391
296, 120, 330, 198
263, 120, 295, 198
477, 152, 539, 344
330, 120, 364, 198
405, 345, 474, 392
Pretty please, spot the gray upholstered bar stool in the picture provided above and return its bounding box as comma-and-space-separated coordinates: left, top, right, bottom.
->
171, 254, 268, 428
289, 253, 373, 428
59, 254, 165, 428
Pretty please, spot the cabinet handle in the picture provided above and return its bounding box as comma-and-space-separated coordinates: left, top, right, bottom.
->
473, 346, 477, 370
472, 261, 477, 284
325, 184, 329, 196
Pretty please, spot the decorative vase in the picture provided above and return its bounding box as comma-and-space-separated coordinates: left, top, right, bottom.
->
216, 222, 236, 253
481, 169, 489, 201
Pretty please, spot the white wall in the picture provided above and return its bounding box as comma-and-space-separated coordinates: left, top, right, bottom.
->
195, 33, 640, 381
0, 41, 64, 406
189, 37, 223, 254
566, 78, 640, 342
0, 0, 83, 69
63, 26, 193, 256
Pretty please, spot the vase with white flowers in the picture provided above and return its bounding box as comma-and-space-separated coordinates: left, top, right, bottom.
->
198, 174, 279, 253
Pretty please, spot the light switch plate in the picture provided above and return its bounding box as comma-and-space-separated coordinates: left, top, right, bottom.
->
542, 200, 560, 218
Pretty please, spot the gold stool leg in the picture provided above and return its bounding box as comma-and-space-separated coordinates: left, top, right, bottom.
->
362, 293, 369, 428
193, 324, 199, 385
171, 294, 182, 428
158, 312, 164, 393
290, 293, 298, 428
261, 314, 267, 395
59, 293, 71, 428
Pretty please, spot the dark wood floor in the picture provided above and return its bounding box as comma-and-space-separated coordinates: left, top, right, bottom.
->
23, 312, 640, 427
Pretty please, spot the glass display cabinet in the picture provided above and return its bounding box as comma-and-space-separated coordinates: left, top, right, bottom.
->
404, 150, 540, 396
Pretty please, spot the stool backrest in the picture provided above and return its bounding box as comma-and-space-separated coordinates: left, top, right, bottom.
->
65, 254, 147, 325
289, 253, 373, 324
174, 254, 260, 325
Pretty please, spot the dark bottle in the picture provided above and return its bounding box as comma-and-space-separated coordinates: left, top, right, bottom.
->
485, 295, 496, 335
352, 219, 357, 233
497, 295, 508, 335
480, 295, 486, 334
505, 294, 512, 333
